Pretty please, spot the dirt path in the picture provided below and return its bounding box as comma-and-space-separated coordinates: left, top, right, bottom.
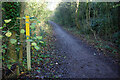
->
49, 21, 120, 78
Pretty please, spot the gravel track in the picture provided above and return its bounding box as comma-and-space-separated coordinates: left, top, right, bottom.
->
49, 21, 120, 78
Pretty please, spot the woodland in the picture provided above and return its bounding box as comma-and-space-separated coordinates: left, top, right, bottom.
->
1, 1, 120, 79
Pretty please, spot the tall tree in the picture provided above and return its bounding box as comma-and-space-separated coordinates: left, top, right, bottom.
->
75, 0, 80, 29
19, 2, 25, 64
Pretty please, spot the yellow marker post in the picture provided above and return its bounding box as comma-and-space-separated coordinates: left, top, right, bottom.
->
25, 16, 31, 70
26, 16, 30, 39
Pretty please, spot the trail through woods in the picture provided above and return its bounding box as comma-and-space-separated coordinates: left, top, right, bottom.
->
49, 21, 119, 78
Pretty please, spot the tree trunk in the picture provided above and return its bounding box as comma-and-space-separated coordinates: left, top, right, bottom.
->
9, 31, 17, 61
8, 31, 19, 76
19, 2, 25, 64
0, 3, 2, 79
86, 1, 89, 32
75, 0, 80, 29
86, 2, 97, 40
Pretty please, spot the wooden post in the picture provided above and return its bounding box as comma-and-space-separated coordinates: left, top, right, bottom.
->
25, 16, 31, 70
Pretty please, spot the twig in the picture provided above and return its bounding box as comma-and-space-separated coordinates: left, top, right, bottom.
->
2, 66, 15, 75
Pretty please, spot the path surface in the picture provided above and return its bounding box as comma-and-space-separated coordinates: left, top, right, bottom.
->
49, 21, 120, 78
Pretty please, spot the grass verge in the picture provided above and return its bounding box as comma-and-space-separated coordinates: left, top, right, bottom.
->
63, 27, 120, 65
